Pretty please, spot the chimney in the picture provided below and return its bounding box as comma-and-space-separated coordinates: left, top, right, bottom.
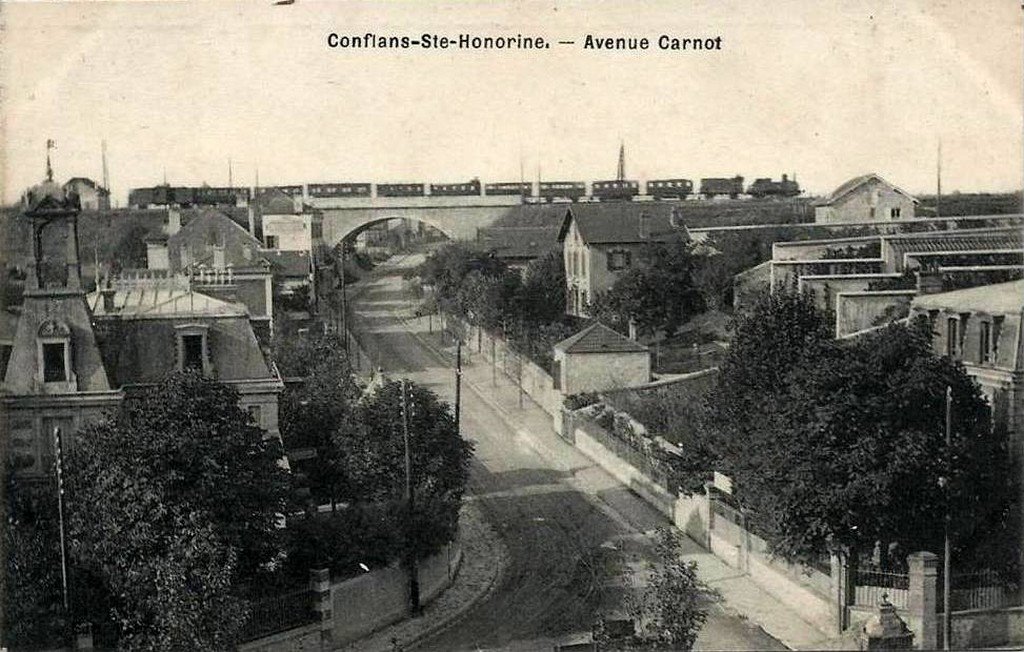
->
782, 174, 788, 182
100, 285, 117, 313
167, 208, 181, 236
212, 245, 225, 269
638, 211, 650, 240
146, 240, 170, 270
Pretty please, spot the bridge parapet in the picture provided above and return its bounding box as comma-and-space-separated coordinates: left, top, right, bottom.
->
307, 194, 522, 210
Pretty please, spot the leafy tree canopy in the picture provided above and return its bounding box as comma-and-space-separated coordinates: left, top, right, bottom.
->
335, 380, 474, 553
590, 241, 706, 338
705, 292, 1011, 564
65, 371, 292, 648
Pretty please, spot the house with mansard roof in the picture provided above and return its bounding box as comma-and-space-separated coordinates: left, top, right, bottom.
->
1, 177, 283, 478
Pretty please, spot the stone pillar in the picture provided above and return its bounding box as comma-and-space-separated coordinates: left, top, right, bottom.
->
75, 622, 94, 650
831, 551, 853, 634
702, 482, 714, 551
906, 551, 938, 650
310, 567, 333, 650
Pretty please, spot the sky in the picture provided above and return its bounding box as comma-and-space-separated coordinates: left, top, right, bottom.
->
1, 0, 1022, 205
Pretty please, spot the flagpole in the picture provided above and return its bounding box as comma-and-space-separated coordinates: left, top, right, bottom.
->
54, 427, 70, 614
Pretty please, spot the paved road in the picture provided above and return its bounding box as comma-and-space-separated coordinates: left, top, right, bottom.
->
348, 254, 786, 652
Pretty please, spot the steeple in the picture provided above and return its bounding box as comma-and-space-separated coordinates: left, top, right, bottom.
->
616, 141, 626, 181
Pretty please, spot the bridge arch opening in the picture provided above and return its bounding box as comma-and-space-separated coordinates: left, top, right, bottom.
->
333, 215, 456, 248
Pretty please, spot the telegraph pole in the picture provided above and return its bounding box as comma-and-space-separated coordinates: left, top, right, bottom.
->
454, 342, 462, 435
401, 381, 421, 615
943, 385, 952, 651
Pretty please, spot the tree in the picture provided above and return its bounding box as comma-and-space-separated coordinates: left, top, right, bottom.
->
2, 479, 68, 649
276, 334, 360, 507
65, 371, 292, 648
705, 296, 1012, 566
591, 241, 705, 337
517, 249, 567, 326
598, 528, 709, 650
702, 287, 831, 471
335, 380, 474, 555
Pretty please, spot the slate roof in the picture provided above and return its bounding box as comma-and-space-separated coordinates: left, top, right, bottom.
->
557, 203, 690, 245
86, 282, 247, 318
814, 173, 918, 207
912, 279, 1024, 314
477, 227, 560, 260
168, 209, 270, 271
554, 321, 649, 354
264, 250, 312, 278
256, 188, 299, 215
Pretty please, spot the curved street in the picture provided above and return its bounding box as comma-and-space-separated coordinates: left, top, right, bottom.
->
348, 253, 787, 651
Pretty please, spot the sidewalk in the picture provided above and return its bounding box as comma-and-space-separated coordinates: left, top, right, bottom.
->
407, 316, 854, 651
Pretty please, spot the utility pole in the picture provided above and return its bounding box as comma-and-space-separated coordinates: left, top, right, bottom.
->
943, 385, 952, 651
455, 342, 462, 435
491, 336, 497, 387
400, 380, 421, 615
339, 249, 349, 357
936, 140, 943, 220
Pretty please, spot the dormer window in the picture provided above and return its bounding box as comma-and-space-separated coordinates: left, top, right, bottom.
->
42, 343, 67, 381
175, 324, 210, 375
37, 319, 74, 390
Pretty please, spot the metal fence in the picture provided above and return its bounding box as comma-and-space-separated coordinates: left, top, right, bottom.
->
854, 568, 910, 609
938, 568, 1022, 612
238, 587, 318, 642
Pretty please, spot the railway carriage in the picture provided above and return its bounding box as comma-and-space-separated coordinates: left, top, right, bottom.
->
646, 178, 693, 199
308, 183, 372, 198
429, 179, 482, 196
539, 181, 586, 202
377, 183, 426, 198
484, 181, 532, 196
592, 180, 639, 200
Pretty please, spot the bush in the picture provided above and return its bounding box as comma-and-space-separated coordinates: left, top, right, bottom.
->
564, 392, 601, 411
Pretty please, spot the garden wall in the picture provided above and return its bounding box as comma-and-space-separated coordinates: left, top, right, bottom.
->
238, 623, 323, 652
567, 407, 837, 637
330, 539, 462, 646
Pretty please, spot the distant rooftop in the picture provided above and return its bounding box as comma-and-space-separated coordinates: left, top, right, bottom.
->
555, 321, 649, 354
911, 279, 1024, 314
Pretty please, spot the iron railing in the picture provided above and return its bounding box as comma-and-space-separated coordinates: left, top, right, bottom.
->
238, 587, 318, 642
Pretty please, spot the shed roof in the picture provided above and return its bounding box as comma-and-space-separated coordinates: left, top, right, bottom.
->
554, 321, 649, 354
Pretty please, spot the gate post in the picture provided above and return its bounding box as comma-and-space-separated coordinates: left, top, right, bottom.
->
907, 551, 938, 650
310, 568, 333, 650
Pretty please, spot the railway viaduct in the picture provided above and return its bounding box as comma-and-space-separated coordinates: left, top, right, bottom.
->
308, 195, 524, 246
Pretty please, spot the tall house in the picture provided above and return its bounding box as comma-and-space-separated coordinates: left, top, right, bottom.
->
2, 178, 284, 478
814, 174, 918, 223
558, 204, 690, 317
256, 188, 320, 296
910, 280, 1024, 455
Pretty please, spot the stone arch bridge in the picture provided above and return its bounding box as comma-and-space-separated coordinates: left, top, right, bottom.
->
310, 195, 523, 246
